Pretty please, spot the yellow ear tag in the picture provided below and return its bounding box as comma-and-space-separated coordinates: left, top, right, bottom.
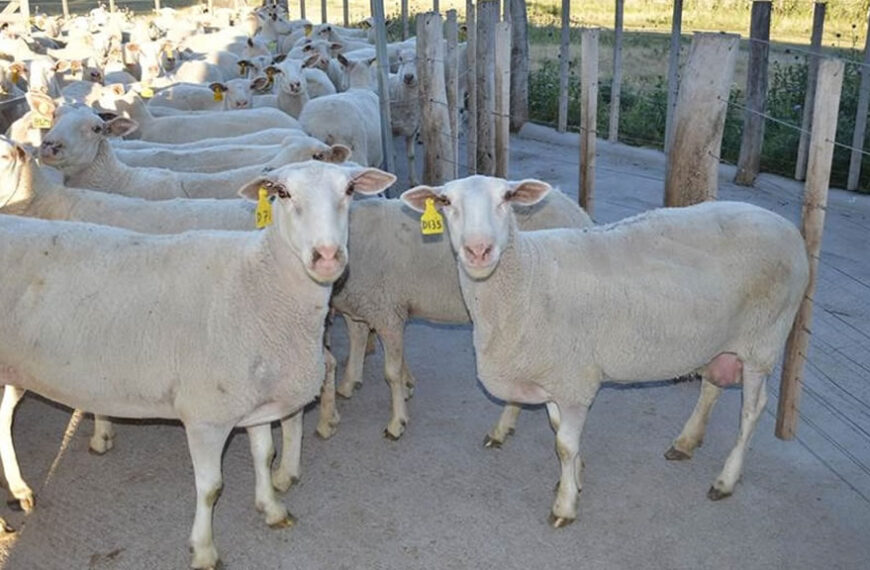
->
11, 70, 19, 83
304, 25, 312, 37
420, 198, 444, 235
140, 84, 154, 98
255, 188, 273, 229
268, 40, 277, 52
213, 89, 223, 102
31, 113, 51, 129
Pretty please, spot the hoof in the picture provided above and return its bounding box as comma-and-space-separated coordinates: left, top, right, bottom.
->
315, 423, 337, 440
483, 435, 502, 449
336, 383, 359, 400
268, 513, 297, 529
664, 446, 692, 461
548, 512, 575, 528
0, 518, 15, 535
271, 473, 299, 493
6, 495, 34, 513
383, 427, 402, 441
707, 486, 732, 501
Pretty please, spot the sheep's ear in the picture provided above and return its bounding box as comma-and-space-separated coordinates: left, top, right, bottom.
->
53, 59, 71, 73
329, 42, 344, 55
104, 116, 138, 137
366, 56, 377, 67
251, 75, 271, 91
208, 82, 227, 93
272, 53, 287, 64
336, 53, 349, 68
108, 83, 126, 96
238, 177, 277, 201
25, 90, 56, 117
9, 61, 27, 78
247, 37, 254, 47
302, 54, 319, 68
126, 42, 139, 53
401, 185, 448, 212
324, 144, 350, 163
504, 179, 551, 206
14, 142, 34, 162
349, 167, 396, 196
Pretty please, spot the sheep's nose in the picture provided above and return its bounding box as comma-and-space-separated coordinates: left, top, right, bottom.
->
314, 244, 338, 262
464, 242, 493, 264
404, 73, 414, 83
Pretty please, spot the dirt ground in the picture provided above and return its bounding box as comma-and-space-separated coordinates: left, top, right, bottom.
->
1, 127, 868, 569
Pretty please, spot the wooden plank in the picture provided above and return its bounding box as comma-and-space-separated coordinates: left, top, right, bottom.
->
608, 0, 624, 143
418, 12, 454, 184
579, 28, 599, 215
371, 0, 396, 189
735, 1, 772, 186
446, 10, 460, 180
466, 0, 478, 175
61, 0, 69, 20
476, 0, 496, 175
664, 32, 740, 207
434, 0, 440, 14
1, 2, 20, 16
300, 0, 306, 21
402, 0, 409, 40
494, 21, 511, 178
777, 59, 846, 440
557, 0, 570, 132
795, 1, 826, 181
663, 0, 683, 155
508, 0, 528, 131
321, 0, 327, 24
343, 0, 349, 27
847, 9, 870, 191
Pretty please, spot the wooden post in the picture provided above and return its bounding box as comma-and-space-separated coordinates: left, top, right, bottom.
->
776, 59, 845, 440
664, 0, 683, 155
795, 2, 826, 181
446, 10, 460, 179
735, 0, 772, 186
109, 0, 116, 14
847, 9, 870, 191
509, 0, 529, 131
402, 0, 409, 40
418, 13, 454, 185
19, 0, 30, 32
503, 0, 510, 22
579, 28, 599, 215
466, 0, 478, 175
608, 0, 624, 142
300, 0, 306, 21
343, 0, 349, 27
321, 0, 327, 24
371, 0, 396, 188
155, 0, 161, 13
476, 0, 496, 175
434, 0, 440, 13
61, 0, 69, 20
494, 22, 511, 178
557, 0, 571, 132
664, 33, 740, 207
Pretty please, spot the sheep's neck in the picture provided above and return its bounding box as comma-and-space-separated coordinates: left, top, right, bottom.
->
277, 89, 308, 118
67, 139, 135, 191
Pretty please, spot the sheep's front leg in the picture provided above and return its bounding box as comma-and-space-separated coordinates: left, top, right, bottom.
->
337, 317, 371, 399
247, 424, 294, 528
484, 403, 522, 448
548, 402, 590, 527
272, 410, 302, 493
89, 415, 116, 455
381, 328, 410, 440
184, 422, 233, 570
316, 348, 340, 439
665, 377, 723, 460
708, 367, 767, 500
0, 386, 34, 512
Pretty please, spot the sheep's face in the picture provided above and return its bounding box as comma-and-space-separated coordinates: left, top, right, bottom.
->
274, 59, 305, 96
397, 49, 417, 87
401, 176, 552, 280
222, 79, 253, 110
39, 108, 137, 172
238, 162, 395, 284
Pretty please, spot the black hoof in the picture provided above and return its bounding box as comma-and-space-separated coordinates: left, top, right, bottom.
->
483, 435, 502, 449
6, 497, 33, 512
664, 446, 692, 461
383, 429, 401, 441
707, 486, 732, 501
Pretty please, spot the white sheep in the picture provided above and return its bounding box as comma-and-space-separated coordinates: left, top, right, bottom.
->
0, 161, 395, 568
315, 189, 592, 443
269, 56, 336, 118
111, 127, 305, 150
39, 107, 346, 199
389, 49, 420, 186
400, 175, 809, 526
100, 89, 300, 143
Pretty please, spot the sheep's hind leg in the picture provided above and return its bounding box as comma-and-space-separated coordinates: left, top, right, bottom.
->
665, 377, 723, 460
484, 403, 521, 448
89, 415, 116, 455
316, 348, 340, 439
549, 402, 590, 527
272, 410, 302, 493
248, 423, 294, 528
0, 386, 34, 512
382, 327, 410, 440
337, 317, 371, 399
708, 366, 767, 500
184, 422, 233, 570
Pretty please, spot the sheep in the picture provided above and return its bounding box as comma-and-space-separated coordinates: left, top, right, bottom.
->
268, 56, 336, 118
111, 127, 305, 150
114, 134, 350, 173
39, 107, 345, 199
0, 161, 396, 568
99, 88, 300, 143
314, 189, 592, 443
399, 175, 809, 526
389, 49, 420, 186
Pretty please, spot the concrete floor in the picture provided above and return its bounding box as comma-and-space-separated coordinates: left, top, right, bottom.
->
1, 127, 868, 569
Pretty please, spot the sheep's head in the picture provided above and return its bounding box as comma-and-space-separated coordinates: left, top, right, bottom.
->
210, 79, 252, 110
0, 135, 31, 207
238, 162, 395, 284
273, 58, 305, 96
397, 49, 417, 88
268, 137, 351, 166
401, 176, 552, 280
39, 107, 137, 173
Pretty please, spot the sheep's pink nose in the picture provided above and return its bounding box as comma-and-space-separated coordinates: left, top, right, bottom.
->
314, 244, 338, 262
464, 242, 493, 264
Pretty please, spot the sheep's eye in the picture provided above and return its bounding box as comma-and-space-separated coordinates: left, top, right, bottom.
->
312, 152, 324, 161
276, 188, 290, 199
345, 182, 355, 196
92, 125, 103, 133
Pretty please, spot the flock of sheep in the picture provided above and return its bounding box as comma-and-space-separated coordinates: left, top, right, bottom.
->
0, 2, 811, 569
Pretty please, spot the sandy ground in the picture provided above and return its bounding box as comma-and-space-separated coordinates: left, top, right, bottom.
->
1, 126, 868, 569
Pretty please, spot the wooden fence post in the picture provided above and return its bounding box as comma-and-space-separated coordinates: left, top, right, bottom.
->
776, 59, 845, 440
300, 0, 306, 21
557, 0, 571, 132
343, 0, 349, 27
446, 10, 460, 180
402, 0, 409, 40
371, 0, 396, 189
735, 0, 772, 186
664, 0, 683, 156
795, 1, 826, 181
321, 0, 327, 23
494, 21, 511, 178
109, 0, 116, 14
418, 13, 454, 184
509, 0, 529, 131
61, 0, 69, 19
466, 0, 478, 175
608, 0, 624, 143
664, 32, 739, 207
154, 0, 161, 13
579, 28, 599, 215
848, 9, 870, 191
476, 0, 496, 175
